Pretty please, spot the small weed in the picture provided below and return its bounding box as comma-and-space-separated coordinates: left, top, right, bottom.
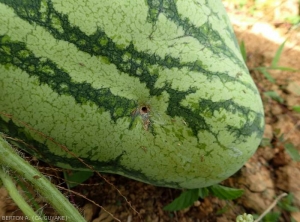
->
278, 193, 299, 213
263, 91, 284, 103
254, 40, 298, 83
285, 15, 300, 26
253, 193, 300, 222
253, 212, 281, 222
239, 40, 298, 85
260, 138, 272, 147
292, 106, 300, 113
163, 185, 243, 211
239, 41, 247, 63
273, 130, 300, 162
284, 143, 300, 162
163, 189, 199, 211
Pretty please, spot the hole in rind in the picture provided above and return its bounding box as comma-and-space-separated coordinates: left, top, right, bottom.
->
141, 106, 148, 113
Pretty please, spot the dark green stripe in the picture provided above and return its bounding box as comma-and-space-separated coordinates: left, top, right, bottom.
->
198, 99, 264, 140
0, 36, 136, 121
166, 87, 210, 137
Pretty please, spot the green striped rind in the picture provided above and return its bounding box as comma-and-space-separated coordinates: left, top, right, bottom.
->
0, 0, 264, 189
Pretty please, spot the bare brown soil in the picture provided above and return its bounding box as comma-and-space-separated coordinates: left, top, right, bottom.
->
1, 3, 300, 222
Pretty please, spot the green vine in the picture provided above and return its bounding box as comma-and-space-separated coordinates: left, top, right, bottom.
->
0, 134, 86, 222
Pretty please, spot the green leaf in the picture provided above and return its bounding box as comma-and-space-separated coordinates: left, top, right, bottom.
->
198, 187, 209, 199
271, 40, 287, 68
264, 91, 284, 104
255, 67, 275, 83
278, 133, 285, 142
278, 193, 299, 212
267, 66, 298, 72
284, 143, 300, 161
63, 170, 94, 188
261, 212, 280, 222
260, 138, 272, 147
208, 184, 244, 200
163, 189, 199, 211
273, 128, 281, 136
239, 41, 247, 63
285, 15, 300, 25
292, 106, 300, 113
216, 205, 230, 215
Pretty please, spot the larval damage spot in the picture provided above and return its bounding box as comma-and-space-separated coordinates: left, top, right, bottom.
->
131, 105, 152, 131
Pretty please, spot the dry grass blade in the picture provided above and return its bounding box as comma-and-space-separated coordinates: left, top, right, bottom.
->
57, 185, 121, 222
254, 193, 288, 222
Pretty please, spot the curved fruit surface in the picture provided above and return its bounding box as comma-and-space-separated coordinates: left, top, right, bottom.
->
0, 0, 264, 188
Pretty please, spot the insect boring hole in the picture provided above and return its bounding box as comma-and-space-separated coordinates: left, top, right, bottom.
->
141, 106, 148, 114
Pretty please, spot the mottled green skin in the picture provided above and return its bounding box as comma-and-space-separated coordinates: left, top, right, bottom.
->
0, 0, 264, 188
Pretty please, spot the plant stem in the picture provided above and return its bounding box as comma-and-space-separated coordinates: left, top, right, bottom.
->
0, 167, 44, 222
0, 135, 86, 222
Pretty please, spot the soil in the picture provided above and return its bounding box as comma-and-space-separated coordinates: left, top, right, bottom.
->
1, 2, 300, 222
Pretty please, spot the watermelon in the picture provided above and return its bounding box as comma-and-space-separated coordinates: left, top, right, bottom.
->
0, 0, 264, 189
